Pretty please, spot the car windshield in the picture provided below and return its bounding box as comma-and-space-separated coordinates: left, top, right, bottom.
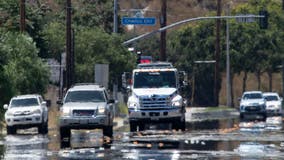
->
243, 93, 263, 99
264, 95, 279, 101
64, 90, 106, 103
133, 71, 176, 88
10, 98, 39, 107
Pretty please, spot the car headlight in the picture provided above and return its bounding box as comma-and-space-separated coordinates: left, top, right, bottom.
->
129, 102, 139, 108
33, 109, 41, 114
5, 111, 13, 116
98, 106, 105, 114
60, 108, 71, 117
171, 94, 183, 107
172, 101, 182, 107
258, 101, 265, 105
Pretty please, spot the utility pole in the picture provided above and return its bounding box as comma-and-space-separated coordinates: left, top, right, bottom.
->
66, 0, 72, 89
20, 0, 26, 32
160, 0, 167, 61
113, 0, 118, 33
282, 0, 284, 97
226, 4, 232, 107
214, 0, 221, 106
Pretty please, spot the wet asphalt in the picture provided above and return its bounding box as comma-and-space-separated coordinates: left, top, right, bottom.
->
1, 108, 284, 160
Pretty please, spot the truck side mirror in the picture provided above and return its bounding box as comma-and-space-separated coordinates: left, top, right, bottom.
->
179, 71, 188, 87
57, 100, 63, 105
108, 99, 115, 104
122, 72, 132, 91
3, 104, 8, 109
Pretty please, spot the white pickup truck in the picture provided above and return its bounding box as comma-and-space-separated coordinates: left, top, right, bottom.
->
57, 83, 115, 147
4, 94, 48, 135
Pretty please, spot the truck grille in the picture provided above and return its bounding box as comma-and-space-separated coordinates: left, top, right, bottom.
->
73, 110, 95, 117
140, 96, 169, 109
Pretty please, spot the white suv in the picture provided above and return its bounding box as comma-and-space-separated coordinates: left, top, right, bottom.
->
58, 84, 115, 147
239, 91, 267, 120
3, 94, 48, 135
263, 92, 282, 115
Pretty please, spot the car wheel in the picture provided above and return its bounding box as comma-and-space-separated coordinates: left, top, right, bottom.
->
173, 119, 185, 131
38, 119, 48, 134
7, 126, 16, 135
240, 113, 244, 119
60, 127, 71, 148
129, 121, 138, 132
138, 123, 145, 131
103, 126, 113, 138
262, 113, 267, 121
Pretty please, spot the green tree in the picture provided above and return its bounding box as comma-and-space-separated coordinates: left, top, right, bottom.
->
0, 31, 49, 102
231, 0, 284, 92
74, 27, 135, 88
168, 21, 216, 106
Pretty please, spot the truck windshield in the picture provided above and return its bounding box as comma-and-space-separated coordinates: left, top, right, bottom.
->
133, 71, 176, 88
64, 90, 106, 103
11, 98, 39, 107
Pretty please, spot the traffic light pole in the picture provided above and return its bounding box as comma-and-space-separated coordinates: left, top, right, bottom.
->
123, 14, 265, 46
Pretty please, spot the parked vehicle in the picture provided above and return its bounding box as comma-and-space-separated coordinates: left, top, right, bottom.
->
263, 92, 282, 115
122, 62, 187, 132
239, 91, 267, 120
3, 94, 49, 135
58, 83, 115, 147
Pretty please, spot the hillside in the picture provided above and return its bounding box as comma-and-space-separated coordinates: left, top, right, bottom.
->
119, 0, 248, 33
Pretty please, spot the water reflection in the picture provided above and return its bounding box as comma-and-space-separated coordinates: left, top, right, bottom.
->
239, 116, 282, 132
236, 116, 283, 159
4, 134, 49, 160
236, 142, 281, 159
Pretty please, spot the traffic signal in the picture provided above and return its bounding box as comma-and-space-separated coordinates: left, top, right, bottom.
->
259, 10, 268, 29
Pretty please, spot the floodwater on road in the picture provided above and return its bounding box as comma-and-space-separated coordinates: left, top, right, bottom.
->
1, 114, 284, 159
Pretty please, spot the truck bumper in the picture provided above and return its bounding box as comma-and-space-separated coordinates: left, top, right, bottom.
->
128, 108, 185, 122
5, 114, 42, 127
59, 115, 110, 129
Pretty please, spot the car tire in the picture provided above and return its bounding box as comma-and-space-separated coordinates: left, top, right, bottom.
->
129, 121, 138, 132
138, 123, 145, 131
173, 119, 185, 131
60, 127, 71, 148
7, 126, 16, 135
240, 113, 244, 119
262, 113, 267, 121
38, 118, 48, 134
103, 126, 113, 138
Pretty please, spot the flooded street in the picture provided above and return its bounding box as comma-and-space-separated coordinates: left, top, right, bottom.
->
1, 108, 284, 159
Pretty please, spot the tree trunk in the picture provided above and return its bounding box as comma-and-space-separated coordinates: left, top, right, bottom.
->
256, 71, 261, 90
268, 71, 273, 92
242, 71, 247, 93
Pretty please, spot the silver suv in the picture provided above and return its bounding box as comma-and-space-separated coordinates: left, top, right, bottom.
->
58, 84, 115, 146
239, 91, 267, 120
3, 94, 48, 135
